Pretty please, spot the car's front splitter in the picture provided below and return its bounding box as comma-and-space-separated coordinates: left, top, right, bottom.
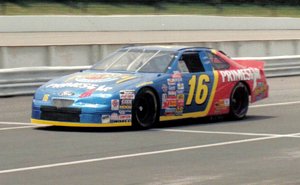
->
31, 119, 132, 127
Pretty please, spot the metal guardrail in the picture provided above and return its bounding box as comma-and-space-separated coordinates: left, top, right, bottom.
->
0, 66, 90, 96
233, 55, 300, 77
0, 55, 300, 96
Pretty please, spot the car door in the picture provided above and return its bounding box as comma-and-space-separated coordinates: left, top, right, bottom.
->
178, 51, 218, 117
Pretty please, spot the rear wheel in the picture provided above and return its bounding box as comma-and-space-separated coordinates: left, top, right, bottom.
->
229, 82, 249, 120
132, 88, 159, 129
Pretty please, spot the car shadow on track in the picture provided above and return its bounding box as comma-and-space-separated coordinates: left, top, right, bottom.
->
34, 115, 275, 133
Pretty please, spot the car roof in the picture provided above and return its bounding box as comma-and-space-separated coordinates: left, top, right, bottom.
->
122, 45, 212, 52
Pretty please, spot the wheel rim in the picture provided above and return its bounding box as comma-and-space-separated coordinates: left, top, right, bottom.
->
135, 92, 157, 127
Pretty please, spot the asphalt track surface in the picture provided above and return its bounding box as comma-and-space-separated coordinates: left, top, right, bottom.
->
1, 76, 300, 185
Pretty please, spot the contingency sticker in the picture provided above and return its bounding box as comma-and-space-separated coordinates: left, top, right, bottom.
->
42, 94, 49, 102
120, 90, 135, 100
111, 99, 119, 111
101, 115, 111, 124
162, 72, 185, 116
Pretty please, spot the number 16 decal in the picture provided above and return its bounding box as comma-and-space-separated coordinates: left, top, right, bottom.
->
186, 74, 210, 105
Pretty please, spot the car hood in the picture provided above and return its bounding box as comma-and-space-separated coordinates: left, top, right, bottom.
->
38, 70, 159, 98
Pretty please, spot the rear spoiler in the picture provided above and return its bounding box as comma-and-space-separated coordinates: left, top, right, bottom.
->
234, 60, 265, 70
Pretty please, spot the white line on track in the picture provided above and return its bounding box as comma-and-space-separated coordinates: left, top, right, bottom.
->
0, 134, 284, 174
0, 100, 299, 173
0, 121, 33, 126
250, 100, 300, 108
154, 129, 300, 138
0, 125, 40, 131
0, 122, 42, 131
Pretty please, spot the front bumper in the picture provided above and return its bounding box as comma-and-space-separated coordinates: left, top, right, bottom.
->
32, 101, 132, 127
31, 118, 131, 127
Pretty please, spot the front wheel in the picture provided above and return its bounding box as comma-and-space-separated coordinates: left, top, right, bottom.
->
229, 82, 249, 120
132, 88, 159, 129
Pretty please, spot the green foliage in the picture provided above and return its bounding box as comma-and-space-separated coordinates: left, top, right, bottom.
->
0, 0, 300, 16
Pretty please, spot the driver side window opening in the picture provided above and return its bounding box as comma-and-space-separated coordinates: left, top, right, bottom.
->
207, 51, 230, 70
178, 52, 205, 73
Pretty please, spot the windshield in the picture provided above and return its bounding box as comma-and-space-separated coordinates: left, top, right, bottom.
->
92, 49, 176, 73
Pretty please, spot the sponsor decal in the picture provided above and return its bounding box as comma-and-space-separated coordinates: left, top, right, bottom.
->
162, 93, 167, 102
79, 88, 96, 98
59, 91, 74, 97
119, 114, 132, 121
109, 113, 131, 122
253, 82, 268, 100
74, 73, 123, 83
120, 105, 132, 110
46, 83, 97, 90
111, 99, 119, 110
110, 113, 119, 121
168, 99, 177, 107
120, 99, 133, 110
172, 72, 183, 82
119, 110, 131, 115
42, 94, 49, 102
165, 108, 176, 116
175, 107, 183, 116
120, 90, 135, 100
214, 99, 230, 113
162, 84, 168, 93
176, 94, 184, 115
167, 78, 176, 86
172, 72, 182, 79
224, 99, 230, 106
121, 99, 132, 105
168, 95, 177, 100
101, 115, 110, 124
177, 83, 184, 90
168, 86, 176, 91
176, 90, 184, 94
163, 96, 177, 109
177, 94, 184, 100
162, 93, 168, 109
162, 101, 169, 109
219, 68, 261, 83
96, 85, 112, 92
168, 90, 176, 96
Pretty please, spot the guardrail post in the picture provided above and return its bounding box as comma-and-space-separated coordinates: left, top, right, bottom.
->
292, 40, 299, 55
90, 45, 100, 65
0, 47, 8, 68
47, 46, 55, 66
265, 41, 271, 56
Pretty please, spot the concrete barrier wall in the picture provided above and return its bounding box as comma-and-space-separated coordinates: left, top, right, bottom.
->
1, 15, 300, 68
1, 15, 300, 32
1, 40, 300, 69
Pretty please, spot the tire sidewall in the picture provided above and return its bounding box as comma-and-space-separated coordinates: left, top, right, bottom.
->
229, 82, 249, 120
132, 88, 158, 129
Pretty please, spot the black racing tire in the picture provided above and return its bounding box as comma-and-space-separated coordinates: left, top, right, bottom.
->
132, 88, 159, 129
229, 82, 249, 120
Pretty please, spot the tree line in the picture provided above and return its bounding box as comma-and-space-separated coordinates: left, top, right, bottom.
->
1, 0, 300, 6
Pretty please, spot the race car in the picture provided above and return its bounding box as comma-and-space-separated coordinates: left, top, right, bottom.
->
31, 45, 269, 129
